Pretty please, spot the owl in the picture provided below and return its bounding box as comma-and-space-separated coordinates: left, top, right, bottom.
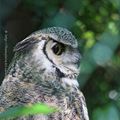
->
0, 27, 89, 120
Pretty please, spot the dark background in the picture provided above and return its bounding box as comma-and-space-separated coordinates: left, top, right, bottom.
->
0, 0, 120, 119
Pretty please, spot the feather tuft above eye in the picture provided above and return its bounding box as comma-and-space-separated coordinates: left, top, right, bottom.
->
14, 37, 39, 52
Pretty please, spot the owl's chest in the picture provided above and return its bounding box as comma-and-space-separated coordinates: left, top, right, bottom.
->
22, 85, 68, 105
2, 81, 80, 120
30, 87, 78, 120
18, 84, 74, 110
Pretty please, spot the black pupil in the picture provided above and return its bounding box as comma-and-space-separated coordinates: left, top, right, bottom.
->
52, 43, 64, 55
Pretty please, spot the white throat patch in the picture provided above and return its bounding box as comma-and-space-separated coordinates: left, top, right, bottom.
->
61, 78, 79, 88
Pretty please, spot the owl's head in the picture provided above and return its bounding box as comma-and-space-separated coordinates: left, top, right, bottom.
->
13, 27, 81, 88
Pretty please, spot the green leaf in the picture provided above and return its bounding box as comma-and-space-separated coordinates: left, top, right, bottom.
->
0, 103, 58, 120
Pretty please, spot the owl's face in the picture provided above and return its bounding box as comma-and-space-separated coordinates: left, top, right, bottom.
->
14, 27, 81, 88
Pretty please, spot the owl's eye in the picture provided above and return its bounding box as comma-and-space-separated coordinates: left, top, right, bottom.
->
51, 43, 65, 55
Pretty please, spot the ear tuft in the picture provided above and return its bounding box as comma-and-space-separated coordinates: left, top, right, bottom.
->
14, 37, 39, 52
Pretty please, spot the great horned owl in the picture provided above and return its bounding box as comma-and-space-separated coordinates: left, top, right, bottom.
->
0, 27, 89, 120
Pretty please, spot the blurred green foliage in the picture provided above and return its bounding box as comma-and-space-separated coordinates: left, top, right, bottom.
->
0, 103, 57, 119
0, 0, 120, 119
